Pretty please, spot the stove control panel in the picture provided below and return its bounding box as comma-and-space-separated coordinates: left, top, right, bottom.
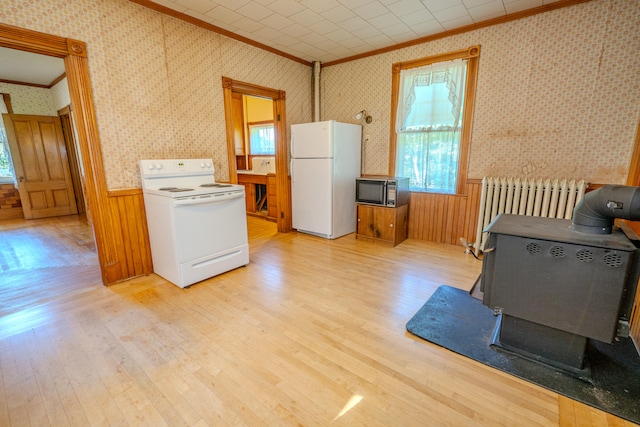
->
140, 159, 215, 177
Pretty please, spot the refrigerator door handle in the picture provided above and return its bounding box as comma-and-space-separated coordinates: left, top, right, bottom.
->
290, 159, 294, 183
291, 133, 295, 158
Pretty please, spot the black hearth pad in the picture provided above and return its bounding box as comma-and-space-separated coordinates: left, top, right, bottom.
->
406, 285, 640, 424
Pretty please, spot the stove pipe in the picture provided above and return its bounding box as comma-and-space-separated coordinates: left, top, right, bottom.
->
572, 185, 640, 234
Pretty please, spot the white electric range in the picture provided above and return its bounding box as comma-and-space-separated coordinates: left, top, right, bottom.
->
139, 159, 249, 288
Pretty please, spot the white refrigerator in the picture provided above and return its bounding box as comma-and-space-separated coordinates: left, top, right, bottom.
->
290, 120, 362, 239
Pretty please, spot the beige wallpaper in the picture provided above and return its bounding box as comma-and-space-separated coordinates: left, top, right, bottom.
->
2, 0, 637, 188
321, 0, 640, 185
1, 0, 312, 189
0, 83, 56, 116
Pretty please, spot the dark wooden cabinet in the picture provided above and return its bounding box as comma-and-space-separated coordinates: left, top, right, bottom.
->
356, 204, 408, 246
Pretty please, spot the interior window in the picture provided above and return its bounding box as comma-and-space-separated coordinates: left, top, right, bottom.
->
0, 95, 14, 182
0, 125, 13, 182
249, 122, 275, 155
389, 46, 480, 194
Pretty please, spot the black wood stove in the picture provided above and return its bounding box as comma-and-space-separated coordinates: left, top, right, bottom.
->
480, 185, 640, 376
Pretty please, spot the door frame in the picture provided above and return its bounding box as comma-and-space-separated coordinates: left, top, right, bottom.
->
222, 77, 292, 232
0, 23, 116, 284
58, 105, 86, 214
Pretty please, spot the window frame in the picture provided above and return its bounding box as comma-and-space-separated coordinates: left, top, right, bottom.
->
388, 46, 480, 195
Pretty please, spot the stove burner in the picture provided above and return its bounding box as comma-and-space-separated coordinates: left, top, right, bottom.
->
162, 187, 194, 192
159, 187, 178, 190
200, 183, 233, 188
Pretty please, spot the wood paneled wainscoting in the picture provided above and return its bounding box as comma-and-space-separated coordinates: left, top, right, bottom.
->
106, 188, 153, 281
407, 179, 482, 244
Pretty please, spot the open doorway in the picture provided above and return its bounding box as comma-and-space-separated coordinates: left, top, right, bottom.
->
222, 77, 292, 233
0, 23, 120, 285
0, 48, 101, 316
232, 94, 277, 220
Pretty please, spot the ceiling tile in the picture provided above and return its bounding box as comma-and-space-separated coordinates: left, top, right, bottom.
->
211, 20, 240, 32
300, 0, 342, 14
353, 1, 391, 20
399, 9, 436, 26
321, 5, 357, 24
205, 0, 251, 11
351, 26, 384, 39
467, 0, 506, 21
236, 2, 273, 20
339, 37, 370, 49
272, 33, 300, 45
381, 22, 415, 37
462, 0, 497, 8
206, 6, 243, 24
339, 16, 371, 32
307, 19, 341, 35
412, 19, 446, 37
298, 31, 330, 45
234, 16, 265, 32
261, 14, 294, 29
422, 0, 464, 13
153, 0, 188, 12
288, 41, 315, 53
343, 0, 379, 8
251, 26, 286, 41
440, 15, 475, 29
289, 9, 325, 26
369, 12, 402, 28
325, 28, 356, 42
363, 33, 395, 47
504, 0, 543, 13
183, 9, 215, 22
313, 39, 342, 50
268, 0, 306, 16
138, 0, 572, 63
389, 30, 422, 43
280, 23, 312, 38
387, 0, 428, 16
174, 0, 216, 14
431, 4, 470, 21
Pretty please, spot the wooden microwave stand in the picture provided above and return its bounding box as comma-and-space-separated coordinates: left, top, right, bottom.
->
356, 203, 408, 246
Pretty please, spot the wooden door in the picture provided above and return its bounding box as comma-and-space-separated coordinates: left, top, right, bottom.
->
356, 204, 374, 238
3, 114, 78, 219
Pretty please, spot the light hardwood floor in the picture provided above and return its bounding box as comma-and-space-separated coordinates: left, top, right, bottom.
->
0, 215, 636, 426
0, 215, 102, 318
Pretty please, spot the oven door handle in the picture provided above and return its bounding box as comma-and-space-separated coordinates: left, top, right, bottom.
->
173, 191, 244, 206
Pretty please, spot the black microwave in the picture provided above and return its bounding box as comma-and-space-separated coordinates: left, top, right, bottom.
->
356, 176, 409, 207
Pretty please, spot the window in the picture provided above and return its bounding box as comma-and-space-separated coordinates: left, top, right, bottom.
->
0, 126, 12, 179
0, 95, 14, 182
390, 46, 480, 194
249, 122, 275, 155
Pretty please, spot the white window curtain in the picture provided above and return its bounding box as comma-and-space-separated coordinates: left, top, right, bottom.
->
395, 59, 467, 193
